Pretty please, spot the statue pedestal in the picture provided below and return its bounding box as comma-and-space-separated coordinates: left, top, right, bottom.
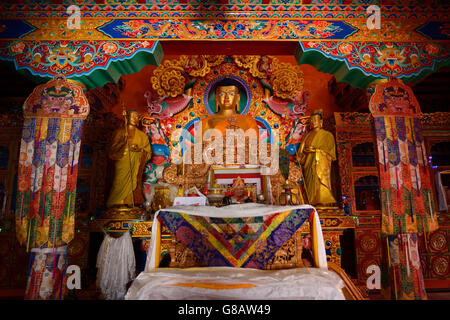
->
100, 206, 146, 220
95, 206, 149, 236
313, 206, 356, 267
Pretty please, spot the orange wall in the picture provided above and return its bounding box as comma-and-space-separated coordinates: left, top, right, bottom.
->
111, 54, 339, 120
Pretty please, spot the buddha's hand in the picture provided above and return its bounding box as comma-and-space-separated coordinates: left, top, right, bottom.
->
304, 146, 316, 153
129, 144, 141, 152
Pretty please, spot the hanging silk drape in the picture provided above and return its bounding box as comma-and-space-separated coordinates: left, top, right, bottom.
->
381, 234, 427, 300
369, 77, 438, 300
15, 75, 89, 251
24, 246, 68, 300
369, 78, 438, 235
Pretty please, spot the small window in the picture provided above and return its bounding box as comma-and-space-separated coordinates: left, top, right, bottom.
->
0, 146, 8, 170
354, 175, 380, 211
76, 177, 91, 212
80, 144, 93, 169
352, 142, 376, 167
430, 142, 450, 167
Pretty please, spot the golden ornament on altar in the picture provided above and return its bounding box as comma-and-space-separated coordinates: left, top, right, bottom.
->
279, 183, 300, 206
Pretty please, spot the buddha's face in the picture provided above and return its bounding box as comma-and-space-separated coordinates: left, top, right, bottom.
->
310, 114, 322, 130
216, 85, 239, 110
127, 111, 140, 126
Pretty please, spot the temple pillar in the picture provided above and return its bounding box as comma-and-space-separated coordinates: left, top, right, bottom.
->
15, 75, 90, 300
368, 77, 438, 300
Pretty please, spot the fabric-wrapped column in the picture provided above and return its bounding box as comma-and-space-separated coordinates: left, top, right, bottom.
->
15, 75, 89, 299
369, 77, 438, 300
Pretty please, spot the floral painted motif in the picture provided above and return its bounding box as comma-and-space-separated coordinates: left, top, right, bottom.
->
300, 41, 449, 80
0, 40, 160, 88
99, 19, 357, 40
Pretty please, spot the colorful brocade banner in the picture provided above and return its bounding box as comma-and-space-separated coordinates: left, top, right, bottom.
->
157, 208, 314, 269
15, 75, 89, 250
369, 78, 438, 300
369, 78, 438, 236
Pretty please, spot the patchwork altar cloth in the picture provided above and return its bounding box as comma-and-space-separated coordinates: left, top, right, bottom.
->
125, 267, 345, 300
145, 203, 327, 270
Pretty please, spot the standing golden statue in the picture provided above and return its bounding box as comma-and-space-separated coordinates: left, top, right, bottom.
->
106, 109, 151, 209
201, 84, 259, 135
297, 109, 336, 206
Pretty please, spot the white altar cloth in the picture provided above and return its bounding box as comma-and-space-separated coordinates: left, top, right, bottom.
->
125, 267, 345, 300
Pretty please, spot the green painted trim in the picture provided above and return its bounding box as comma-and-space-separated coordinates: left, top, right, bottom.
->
295, 43, 450, 89
2, 41, 164, 90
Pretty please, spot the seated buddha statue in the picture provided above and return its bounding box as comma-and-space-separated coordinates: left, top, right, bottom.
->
201, 84, 259, 137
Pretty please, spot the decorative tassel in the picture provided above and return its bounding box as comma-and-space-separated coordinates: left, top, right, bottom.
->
32, 118, 43, 200
415, 168, 420, 197
417, 269, 424, 300
428, 191, 434, 223
26, 221, 31, 252
405, 234, 411, 278
395, 167, 400, 199
409, 117, 415, 142
71, 144, 75, 175
19, 194, 24, 225
52, 250, 57, 279
66, 193, 71, 220
389, 117, 396, 145
41, 142, 51, 227
40, 195, 46, 227
59, 246, 68, 300
53, 218, 57, 249
409, 195, 414, 223
382, 143, 387, 171
422, 220, 428, 252
386, 190, 391, 223
32, 173, 37, 201
387, 236, 398, 300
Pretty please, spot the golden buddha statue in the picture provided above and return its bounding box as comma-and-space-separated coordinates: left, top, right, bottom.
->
296, 109, 336, 206
201, 84, 259, 136
106, 110, 151, 208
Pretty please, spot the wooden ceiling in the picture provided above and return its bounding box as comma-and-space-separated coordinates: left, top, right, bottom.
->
0, 64, 36, 106
329, 67, 450, 114
410, 67, 450, 113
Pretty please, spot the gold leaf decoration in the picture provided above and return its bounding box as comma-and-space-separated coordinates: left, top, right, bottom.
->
151, 58, 187, 98
271, 59, 304, 100
184, 55, 210, 77
233, 55, 273, 79
204, 55, 226, 67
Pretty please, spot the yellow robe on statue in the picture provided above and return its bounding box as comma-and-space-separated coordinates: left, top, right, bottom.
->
107, 127, 151, 207
298, 128, 336, 205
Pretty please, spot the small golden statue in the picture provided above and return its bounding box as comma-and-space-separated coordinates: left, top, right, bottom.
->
105, 108, 151, 216
201, 83, 259, 135
230, 176, 252, 204
296, 109, 336, 206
